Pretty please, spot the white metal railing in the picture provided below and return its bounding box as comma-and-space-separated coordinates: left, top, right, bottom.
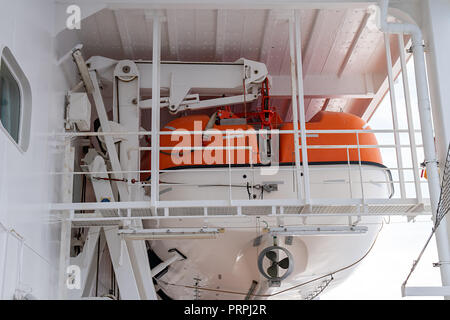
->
52, 127, 429, 214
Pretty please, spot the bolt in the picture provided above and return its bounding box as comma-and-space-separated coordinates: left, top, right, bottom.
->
122, 65, 130, 73
132, 98, 138, 105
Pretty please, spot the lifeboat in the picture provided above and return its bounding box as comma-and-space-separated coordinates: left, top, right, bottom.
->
140, 109, 389, 299
143, 111, 389, 299
140, 110, 383, 180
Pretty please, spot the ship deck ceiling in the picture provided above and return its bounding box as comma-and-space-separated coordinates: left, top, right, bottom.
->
57, 5, 410, 123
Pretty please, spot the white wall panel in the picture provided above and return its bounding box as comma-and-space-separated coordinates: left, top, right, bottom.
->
0, 0, 68, 299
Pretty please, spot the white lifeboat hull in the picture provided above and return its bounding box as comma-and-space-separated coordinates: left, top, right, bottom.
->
145, 163, 389, 299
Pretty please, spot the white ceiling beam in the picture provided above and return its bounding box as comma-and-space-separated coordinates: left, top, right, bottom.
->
320, 9, 350, 73
270, 73, 383, 98
215, 9, 227, 61
321, 98, 330, 111
259, 10, 275, 64
166, 10, 179, 60
305, 99, 322, 121
362, 38, 413, 122
302, 9, 327, 75
337, 12, 370, 77
113, 9, 135, 60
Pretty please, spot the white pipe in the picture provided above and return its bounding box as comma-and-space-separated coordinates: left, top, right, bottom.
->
376, 0, 450, 295
294, 10, 311, 204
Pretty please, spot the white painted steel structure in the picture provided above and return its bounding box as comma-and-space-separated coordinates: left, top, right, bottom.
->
53, 1, 450, 299
0, 0, 450, 300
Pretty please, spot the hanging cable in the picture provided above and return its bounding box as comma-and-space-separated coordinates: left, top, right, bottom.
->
243, 78, 247, 119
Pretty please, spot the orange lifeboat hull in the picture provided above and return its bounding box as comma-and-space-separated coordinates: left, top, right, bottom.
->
140, 111, 382, 181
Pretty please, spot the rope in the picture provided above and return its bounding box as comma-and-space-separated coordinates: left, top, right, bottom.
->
305, 275, 334, 300
402, 143, 450, 288
435, 144, 450, 228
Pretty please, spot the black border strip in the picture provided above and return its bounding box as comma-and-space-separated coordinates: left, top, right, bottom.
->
160, 161, 389, 171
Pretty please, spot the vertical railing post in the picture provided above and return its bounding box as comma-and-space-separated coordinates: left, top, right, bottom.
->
294, 10, 311, 204
346, 147, 353, 198
356, 133, 366, 203
288, 15, 304, 204
151, 14, 161, 209
384, 33, 406, 199
398, 34, 422, 203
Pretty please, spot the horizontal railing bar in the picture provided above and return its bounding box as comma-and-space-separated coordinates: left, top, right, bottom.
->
156, 146, 252, 151
49, 165, 426, 176
54, 131, 153, 137
50, 170, 152, 175
156, 129, 422, 135
304, 144, 422, 149
139, 144, 422, 151
306, 129, 422, 134
54, 129, 424, 137
402, 286, 450, 297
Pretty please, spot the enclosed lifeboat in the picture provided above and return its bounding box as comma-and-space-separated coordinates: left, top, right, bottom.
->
140, 110, 384, 182
143, 110, 389, 299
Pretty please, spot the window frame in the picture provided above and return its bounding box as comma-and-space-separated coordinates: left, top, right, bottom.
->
0, 46, 32, 152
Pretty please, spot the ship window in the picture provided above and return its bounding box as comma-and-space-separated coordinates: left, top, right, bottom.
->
0, 58, 21, 143
0, 46, 31, 151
